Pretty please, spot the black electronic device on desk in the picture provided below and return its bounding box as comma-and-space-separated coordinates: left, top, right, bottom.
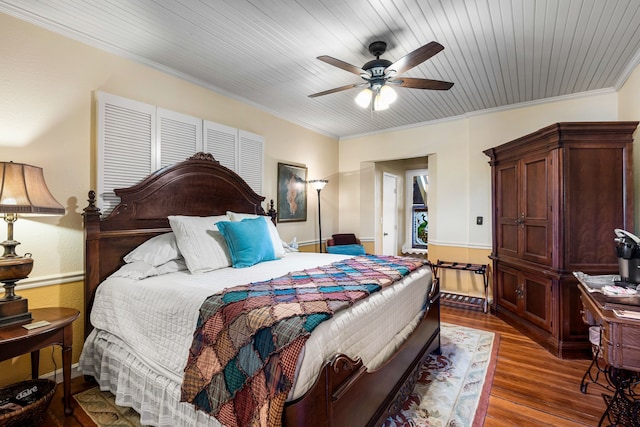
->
576, 229, 640, 303
615, 229, 640, 287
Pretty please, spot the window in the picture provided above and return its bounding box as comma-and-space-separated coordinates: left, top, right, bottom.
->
403, 169, 428, 253
411, 174, 428, 249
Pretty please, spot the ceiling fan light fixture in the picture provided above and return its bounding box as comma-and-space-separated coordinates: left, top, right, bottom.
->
373, 93, 390, 111
379, 85, 397, 104
311, 40, 453, 109
355, 88, 372, 108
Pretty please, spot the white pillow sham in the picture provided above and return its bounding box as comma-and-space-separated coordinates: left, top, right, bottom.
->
226, 211, 286, 258
168, 215, 231, 274
123, 232, 181, 266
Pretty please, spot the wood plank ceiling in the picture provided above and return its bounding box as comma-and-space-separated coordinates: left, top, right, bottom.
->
2, 0, 640, 139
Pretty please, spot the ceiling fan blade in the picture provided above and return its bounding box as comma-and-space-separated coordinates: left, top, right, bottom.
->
317, 55, 367, 76
390, 77, 454, 90
308, 83, 362, 98
386, 41, 444, 75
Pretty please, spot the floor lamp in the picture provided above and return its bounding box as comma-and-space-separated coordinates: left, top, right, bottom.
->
308, 179, 328, 252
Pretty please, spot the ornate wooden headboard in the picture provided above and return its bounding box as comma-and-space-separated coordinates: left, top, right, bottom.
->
82, 152, 275, 337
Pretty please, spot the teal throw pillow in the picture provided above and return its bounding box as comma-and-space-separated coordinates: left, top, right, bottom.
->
216, 217, 276, 268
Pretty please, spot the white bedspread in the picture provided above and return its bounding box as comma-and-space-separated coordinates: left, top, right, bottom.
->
80, 252, 432, 426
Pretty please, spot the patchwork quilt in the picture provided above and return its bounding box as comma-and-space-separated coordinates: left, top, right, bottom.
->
180, 254, 427, 427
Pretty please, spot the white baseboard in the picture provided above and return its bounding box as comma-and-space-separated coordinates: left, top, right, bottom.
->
39, 363, 84, 384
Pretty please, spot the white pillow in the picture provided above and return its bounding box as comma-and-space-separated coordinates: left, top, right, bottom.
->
168, 215, 231, 274
226, 211, 286, 258
123, 232, 181, 266
110, 259, 187, 280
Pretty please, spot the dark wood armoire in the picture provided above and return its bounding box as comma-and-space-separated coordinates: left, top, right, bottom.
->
484, 122, 638, 358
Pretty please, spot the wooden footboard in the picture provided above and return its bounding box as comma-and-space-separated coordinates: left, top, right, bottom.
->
283, 280, 441, 427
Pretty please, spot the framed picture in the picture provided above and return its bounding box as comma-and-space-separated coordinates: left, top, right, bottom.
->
277, 162, 307, 222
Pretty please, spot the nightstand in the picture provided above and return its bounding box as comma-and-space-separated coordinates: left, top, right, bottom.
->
0, 307, 80, 415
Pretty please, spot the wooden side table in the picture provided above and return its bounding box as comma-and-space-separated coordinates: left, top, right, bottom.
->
0, 307, 80, 415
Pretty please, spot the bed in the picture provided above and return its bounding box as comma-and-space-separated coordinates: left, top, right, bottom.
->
79, 152, 441, 427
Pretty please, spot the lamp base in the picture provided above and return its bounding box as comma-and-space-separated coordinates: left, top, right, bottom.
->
0, 298, 32, 327
0, 256, 34, 327
0, 256, 33, 302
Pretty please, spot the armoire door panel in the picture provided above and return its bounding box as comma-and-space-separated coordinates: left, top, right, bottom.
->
521, 153, 552, 265
499, 223, 518, 253
523, 274, 552, 332
498, 166, 518, 218
497, 163, 519, 255
523, 157, 549, 220
523, 223, 550, 261
497, 265, 520, 312
565, 147, 625, 268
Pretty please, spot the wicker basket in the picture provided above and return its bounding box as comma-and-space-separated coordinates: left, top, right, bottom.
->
0, 379, 56, 427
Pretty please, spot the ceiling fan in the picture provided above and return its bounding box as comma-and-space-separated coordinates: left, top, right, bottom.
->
309, 41, 454, 111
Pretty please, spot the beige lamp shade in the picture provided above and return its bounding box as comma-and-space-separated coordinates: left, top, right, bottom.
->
0, 162, 65, 215
0, 162, 64, 306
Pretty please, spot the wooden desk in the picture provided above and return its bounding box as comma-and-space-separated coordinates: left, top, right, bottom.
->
578, 283, 640, 425
0, 307, 79, 415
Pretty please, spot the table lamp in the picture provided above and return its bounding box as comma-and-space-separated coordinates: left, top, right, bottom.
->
0, 162, 65, 327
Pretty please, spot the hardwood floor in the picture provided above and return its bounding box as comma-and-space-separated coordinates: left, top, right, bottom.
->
441, 305, 607, 426
42, 305, 608, 426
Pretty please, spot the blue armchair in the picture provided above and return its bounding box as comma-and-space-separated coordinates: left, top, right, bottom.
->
326, 233, 366, 255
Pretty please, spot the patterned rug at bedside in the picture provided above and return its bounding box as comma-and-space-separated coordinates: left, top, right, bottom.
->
69, 323, 498, 427
72, 387, 143, 426
383, 322, 499, 427
384, 323, 499, 427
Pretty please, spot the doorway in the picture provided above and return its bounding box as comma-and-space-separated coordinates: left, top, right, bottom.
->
382, 172, 398, 255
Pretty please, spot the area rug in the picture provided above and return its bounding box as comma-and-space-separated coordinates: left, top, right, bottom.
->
383, 322, 499, 427
67, 323, 498, 427
71, 388, 143, 426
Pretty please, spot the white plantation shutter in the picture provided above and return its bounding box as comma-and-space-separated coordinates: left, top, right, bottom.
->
204, 121, 237, 172
238, 130, 264, 195
97, 93, 264, 216
158, 108, 203, 168
97, 93, 155, 215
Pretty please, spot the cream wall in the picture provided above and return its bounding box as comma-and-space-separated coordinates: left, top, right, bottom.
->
0, 13, 338, 386
340, 119, 469, 243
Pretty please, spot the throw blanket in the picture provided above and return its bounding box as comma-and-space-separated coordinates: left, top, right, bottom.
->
181, 255, 427, 427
